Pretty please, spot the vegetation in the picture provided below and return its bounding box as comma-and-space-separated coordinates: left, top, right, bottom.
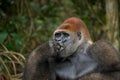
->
0, 0, 119, 80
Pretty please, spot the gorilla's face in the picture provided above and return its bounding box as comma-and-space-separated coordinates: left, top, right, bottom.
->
53, 30, 81, 58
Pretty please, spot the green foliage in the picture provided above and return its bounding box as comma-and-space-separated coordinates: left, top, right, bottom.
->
0, 32, 8, 43
0, 0, 119, 79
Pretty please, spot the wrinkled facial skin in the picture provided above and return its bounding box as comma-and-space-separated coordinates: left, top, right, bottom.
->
53, 31, 80, 58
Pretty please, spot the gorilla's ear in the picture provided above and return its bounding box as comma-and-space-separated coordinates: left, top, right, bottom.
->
77, 32, 81, 40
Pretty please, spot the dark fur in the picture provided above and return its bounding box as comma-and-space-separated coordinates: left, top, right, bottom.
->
80, 40, 120, 80
23, 40, 120, 80
88, 40, 120, 71
23, 41, 53, 80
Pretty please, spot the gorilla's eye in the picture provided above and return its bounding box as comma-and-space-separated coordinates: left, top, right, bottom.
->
55, 33, 61, 38
55, 32, 69, 38
63, 32, 69, 37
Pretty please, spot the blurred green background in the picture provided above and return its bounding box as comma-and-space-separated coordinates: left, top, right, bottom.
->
0, 0, 119, 80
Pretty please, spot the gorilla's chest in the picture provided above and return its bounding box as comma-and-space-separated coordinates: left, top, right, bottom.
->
55, 53, 98, 80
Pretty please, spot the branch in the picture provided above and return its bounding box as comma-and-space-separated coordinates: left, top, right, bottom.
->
20, 0, 34, 53
84, 0, 105, 26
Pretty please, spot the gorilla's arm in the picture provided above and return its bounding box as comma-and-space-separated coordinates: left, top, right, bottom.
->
88, 39, 120, 71
23, 41, 53, 80
80, 40, 120, 80
80, 72, 120, 80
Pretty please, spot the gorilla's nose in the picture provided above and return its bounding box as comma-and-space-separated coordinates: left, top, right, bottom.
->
54, 32, 63, 42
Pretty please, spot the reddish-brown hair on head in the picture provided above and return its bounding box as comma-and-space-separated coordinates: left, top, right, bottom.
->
55, 17, 92, 41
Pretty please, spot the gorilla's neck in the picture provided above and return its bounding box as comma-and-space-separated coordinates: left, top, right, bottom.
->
75, 41, 91, 55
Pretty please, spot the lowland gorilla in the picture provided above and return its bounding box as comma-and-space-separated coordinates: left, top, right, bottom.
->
23, 17, 120, 80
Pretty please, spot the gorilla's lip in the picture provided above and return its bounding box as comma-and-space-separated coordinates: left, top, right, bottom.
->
56, 45, 64, 52
53, 41, 66, 54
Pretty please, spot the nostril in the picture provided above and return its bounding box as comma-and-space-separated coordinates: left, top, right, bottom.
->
54, 38, 61, 42
54, 37, 61, 42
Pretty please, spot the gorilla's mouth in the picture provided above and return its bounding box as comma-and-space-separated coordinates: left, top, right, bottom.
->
55, 43, 64, 53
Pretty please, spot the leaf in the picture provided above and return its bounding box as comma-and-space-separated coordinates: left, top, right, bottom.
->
11, 33, 22, 46
30, 2, 40, 12
15, 16, 26, 23
0, 32, 8, 43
